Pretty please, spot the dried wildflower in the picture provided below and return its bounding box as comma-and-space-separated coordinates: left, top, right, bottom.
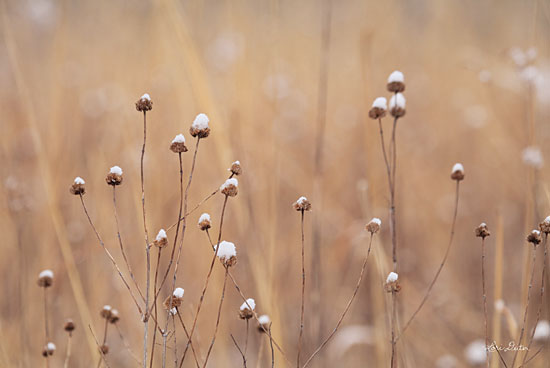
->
164, 287, 185, 310
387, 71, 405, 93
64, 319, 75, 332
108, 309, 119, 324
257, 314, 271, 332
198, 213, 212, 231
153, 229, 168, 248
70, 177, 86, 195
450, 163, 465, 181
527, 229, 542, 245
38, 269, 54, 288
539, 216, 550, 234
189, 113, 210, 138
384, 272, 401, 293
366, 217, 381, 234
239, 298, 256, 320
99, 344, 109, 355
369, 97, 387, 119
105, 166, 123, 186
135, 93, 152, 112
389, 93, 406, 118
170, 134, 188, 153
293, 196, 312, 211
220, 178, 238, 197
215, 241, 237, 267
229, 160, 242, 176
100, 305, 112, 319
42, 342, 56, 357
475, 223, 490, 238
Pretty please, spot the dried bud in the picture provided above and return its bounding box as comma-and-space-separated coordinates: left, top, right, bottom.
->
100, 305, 112, 319
198, 213, 211, 231
108, 309, 119, 324
105, 166, 123, 186
539, 216, 550, 234
99, 344, 109, 355
135, 93, 152, 112
239, 298, 256, 320
215, 241, 237, 267
220, 178, 238, 197
384, 272, 401, 293
170, 134, 188, 153
70, 177, 86, 195
389, 93, 406, 118
189, 113, 210, 138
366, 218, 381, 234
527, 229, 542, 245
293, 196, 312, 211
387, 71, 405, 93
229, 161, 242, 176
153, 229, 168, 248
451, 163, 464, 181
64, 319, 75, 332
42, 342, 56, 357
257, 315, 271, 333
475, 223, 490, 238
38, 269, 54, 288
164, 288, 185, 310
368, 97, 387, 119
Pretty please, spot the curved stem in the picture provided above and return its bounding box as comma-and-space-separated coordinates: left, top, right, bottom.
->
141, 110, 151, 368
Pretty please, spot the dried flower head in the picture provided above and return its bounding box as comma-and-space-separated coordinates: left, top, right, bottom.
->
229, 160, 242, 176
220, 178, 238, 197
366, 218, 381, 234
293, 196, 312, 211
215, 241, 237, 267
42, 342, 56, 357
100, 305, 112, 319
239, 298, 256, 320
99, 344, 109, 355
135, 93, 152, 112
198, 213, 211, 231
170, 134, 188, 153
389, 93, 406, 118
527, 229, 542, 245
164, 287, 185, 310
539, 216, 550, 234
154, 229, 168, 248
451, 163, 465, 181
109, 309, 120, 324
189, 113, 210, 138
257, 314, 271, 332
105, 166, 123, 186
475, 223, 490, 238
387, 71, 405, 93
70, 177, 86, 195
384, 272, 401, 293
369, 97, 387, 119
64, 319, 75, 332
38, 269, 54, 288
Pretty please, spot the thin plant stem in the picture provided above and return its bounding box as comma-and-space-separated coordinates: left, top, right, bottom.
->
482, 237, 490, 367
149, 248, 163, 368
63, 332, 73, 368
302, 233, 375, 368
90, 325, 111, 368
97, 318, 109, 368
269, 326, 275, 368
297, 209, 306, 368
141, 110, 151, 368
377, 118, 392, 190
173, 314, 177, 368
230, 334, 247, 368
115, 323, 141, 366
244, 319, 249, 358
390, 291, 397, 368
397, 180, 461, 340
43, 287, 50, 368
176, 311, 201, 368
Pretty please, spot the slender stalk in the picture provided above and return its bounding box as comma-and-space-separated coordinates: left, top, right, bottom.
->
397, 180, 461, 340
90, 325, 112, 368
97, 318, 109, 368
173, 314, 177, 368
390, 291, 397, 368
269, 326, 275, 368
141, 110, 151, 368
377, 118, 392, 190
149, 248, 163, 368
43, 287, 50, 368
481, 237, 490, 367
176, 311, 201, 368
301, 233, 375, 368
244, 319, 249, 358
297, 209, 306, 368
230, 334, 247, 368
63, 332, 73, 368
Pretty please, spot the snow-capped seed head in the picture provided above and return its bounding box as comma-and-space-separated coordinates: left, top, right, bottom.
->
106, 166, 123, 186
387, 71, 405, 93
539, 216, 550, 234
215, 240, 237, 267
293, 196, 312, 211
527, 229, 542, 245
100, 305, 113, 319
522, 146, 544, 169
475, 223, 490, 238
385, 272, 400, 293
464, 339, 486, 365
257, 314, 271, 332
109, 309, 120, 324
368, 97, 387, 119
38, 269, 54, 288
451, 163, 465, 181
70, 177, 86, 195
229, 160, 242, 176
239, 298, 256, 320
386, 272, 398, 283
136, 93, 153, 112
366, 217, 381, 234
198, 213, 212, 231
154, 229, 168, 248
64, 319, 75, 333
42, 342, 56, 356
494, 299, 505, 312
389, 93, 406, 118
173, 287, 185, 299
164, 290, 184, 310
533, 320, 550, 341
189, 113, 211, 138
170, 134, 188, 153
220, 178, 238, 197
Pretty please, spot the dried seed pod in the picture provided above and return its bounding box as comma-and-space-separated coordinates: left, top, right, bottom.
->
164, 288, 185, 310
475, 223, 490, 238
38, 269, 54, 288
135, 93, 152, 112
384, 272, 401, 293
527, 229, 542, 245
451, 163, 465, 181
366, 218, 381, 234
198, 213, 211, 231
189, 113, 210, 138
42, 342, 56, 357
539, 216, 550, 234
170, 134, 188, 153
100, 305, 112, 319
229, 161, 242, 176
153, 229, 168, 248
220, 178, 238, 197
215, 241, 237, 267
387, 71, 405, 93
368, 97, 387, 119
293, 196, 312, 211
108, 309, 119, 324
257, 315, 271, 333
64, 319, 75, 332
105, 166, 123, 186
70, 177, 86, 195
239, 298, 256, 320
389, 93, 406, 118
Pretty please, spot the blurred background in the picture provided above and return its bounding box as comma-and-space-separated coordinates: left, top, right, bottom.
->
1, 0, 550, 366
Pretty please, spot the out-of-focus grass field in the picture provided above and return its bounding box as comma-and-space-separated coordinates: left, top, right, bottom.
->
1, 0, 550, 367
